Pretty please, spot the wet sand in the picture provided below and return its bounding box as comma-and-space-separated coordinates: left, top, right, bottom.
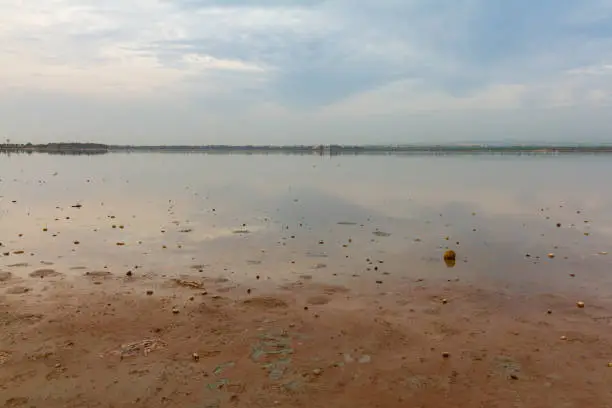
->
2, 272, 612, 407
2, 153, 612, 406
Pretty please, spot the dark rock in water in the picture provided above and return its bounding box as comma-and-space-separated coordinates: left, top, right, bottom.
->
85, 271, 112, 277
29, 269, 62, 278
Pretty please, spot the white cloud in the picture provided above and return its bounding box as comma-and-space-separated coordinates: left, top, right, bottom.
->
0, 1, 269, 96
0, 0, 611, 143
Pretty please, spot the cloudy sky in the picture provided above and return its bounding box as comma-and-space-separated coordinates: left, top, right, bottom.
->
1, 0, 611, 145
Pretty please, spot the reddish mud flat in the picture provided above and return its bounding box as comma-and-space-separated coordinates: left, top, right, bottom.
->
2, 275, 612, 408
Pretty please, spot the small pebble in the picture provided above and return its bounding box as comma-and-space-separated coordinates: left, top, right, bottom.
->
547, 253, 555, 259
146, 290, 154, 296
126, 271, 132, 277
560, 335, 567, 341
172, 308, 180, 314
442, 298, 448, 304
192, 352, 200, 362
577, 301, 585, 308
312, 368, 322, 376
442, 352, 450, 358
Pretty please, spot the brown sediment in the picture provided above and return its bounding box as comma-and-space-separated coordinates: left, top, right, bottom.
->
0, 278, 611, 407
0, 271, 13, 282
28, 269, 62, 278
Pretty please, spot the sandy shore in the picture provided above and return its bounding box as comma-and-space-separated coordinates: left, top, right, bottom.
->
2, 270, 611, 408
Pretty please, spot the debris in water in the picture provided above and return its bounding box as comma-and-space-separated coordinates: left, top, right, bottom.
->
173, 279, 205, 289
104, 338, 166, 359
443, 250, 457, 267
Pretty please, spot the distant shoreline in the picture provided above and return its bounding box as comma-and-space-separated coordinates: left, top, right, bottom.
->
2, 142, 612, 155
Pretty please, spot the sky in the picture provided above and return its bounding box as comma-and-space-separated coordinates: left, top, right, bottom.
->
0, 0, 611, 145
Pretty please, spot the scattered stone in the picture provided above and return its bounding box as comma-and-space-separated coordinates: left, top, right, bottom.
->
126, 271, 133, 277
13, 250, 24, 255
547, 309, 552, 315
560, 336, 567, 341
116, 242, 125, 246
442, 352, 450, 358
172, 307, 180, 314
577, 301, 585, 308
312, 368, 322, 376
442, 298, 448, 305
146, 290, 154, 296
547, 253, 555, 259
192, 352, 200, 362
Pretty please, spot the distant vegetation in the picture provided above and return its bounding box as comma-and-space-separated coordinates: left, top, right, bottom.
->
2, 142, 612, 155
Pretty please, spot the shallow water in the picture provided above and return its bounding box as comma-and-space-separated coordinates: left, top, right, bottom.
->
1, 152, 611, 297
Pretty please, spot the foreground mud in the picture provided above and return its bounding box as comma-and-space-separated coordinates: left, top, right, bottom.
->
2, 273, 611, 408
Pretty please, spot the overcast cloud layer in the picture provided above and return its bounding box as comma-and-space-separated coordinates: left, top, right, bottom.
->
1, 0, 611, 145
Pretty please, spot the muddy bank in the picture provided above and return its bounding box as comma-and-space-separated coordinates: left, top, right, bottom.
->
2, 275, 611, 408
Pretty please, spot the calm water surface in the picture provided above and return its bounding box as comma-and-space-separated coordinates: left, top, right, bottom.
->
1, 153, 611, 297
